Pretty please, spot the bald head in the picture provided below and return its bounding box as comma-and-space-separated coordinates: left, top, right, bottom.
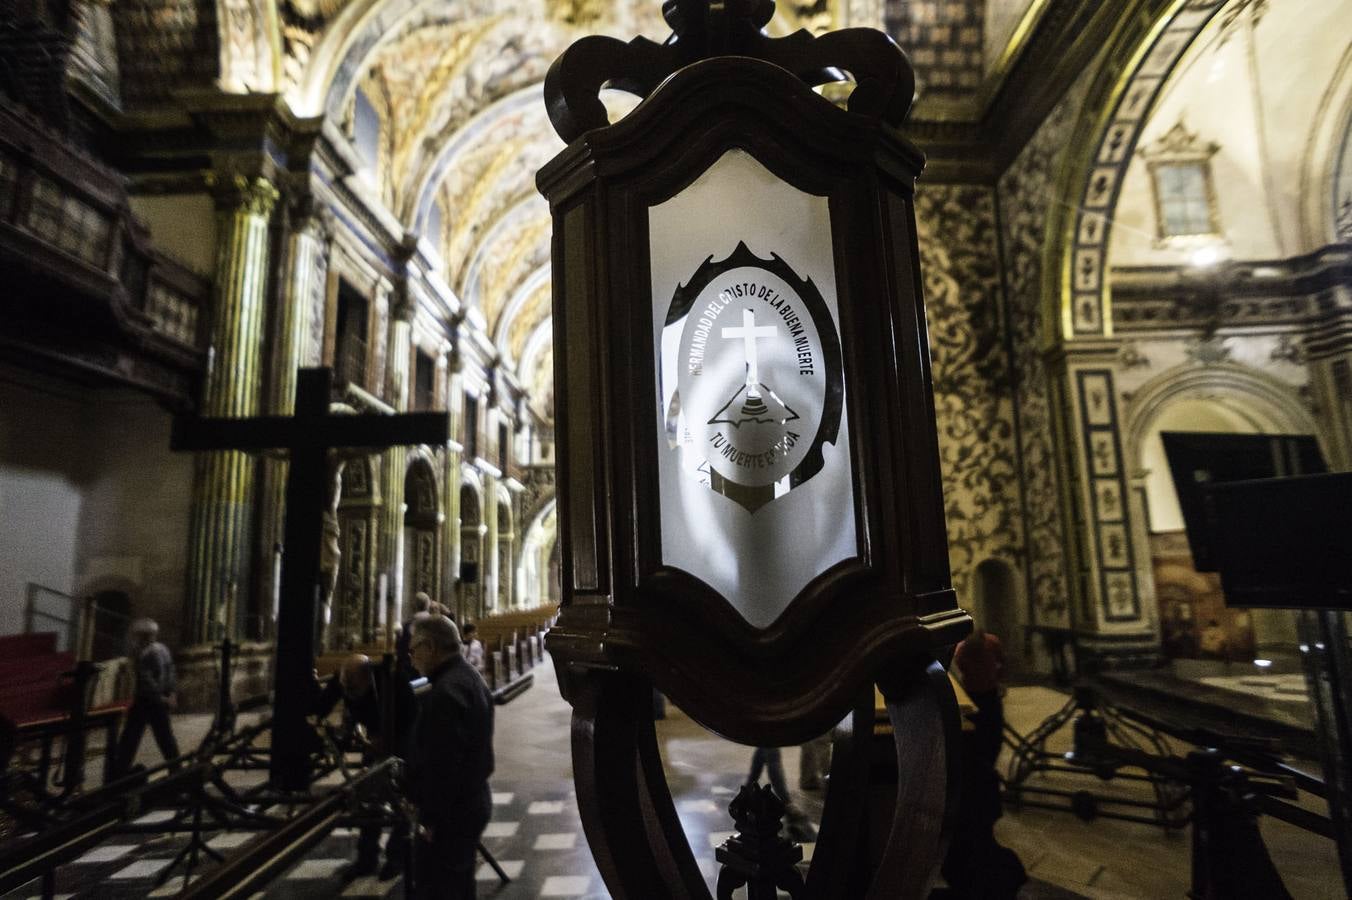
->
340, 653, 372, 696
410, 613, 461, 675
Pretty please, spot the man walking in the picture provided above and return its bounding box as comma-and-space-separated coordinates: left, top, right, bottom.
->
406, 614, 494, 899
115, 618, 181, 775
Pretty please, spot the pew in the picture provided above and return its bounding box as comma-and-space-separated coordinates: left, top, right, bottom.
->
0, 633, 127, 792
313, 605, 556, 706
470, 605, 557, 704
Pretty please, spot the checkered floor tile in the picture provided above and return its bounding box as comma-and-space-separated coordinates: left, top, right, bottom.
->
0, 656, 813, 900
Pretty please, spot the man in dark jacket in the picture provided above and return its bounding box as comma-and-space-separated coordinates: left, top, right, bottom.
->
115, 618, 181, 776
407, 614, 494, 899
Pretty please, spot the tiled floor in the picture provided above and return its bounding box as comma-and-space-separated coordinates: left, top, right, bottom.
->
4, 657, 1344, 898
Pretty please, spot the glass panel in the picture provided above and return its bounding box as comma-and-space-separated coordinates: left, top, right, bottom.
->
1155, 162, 1213, 236
650, 150, 857, 629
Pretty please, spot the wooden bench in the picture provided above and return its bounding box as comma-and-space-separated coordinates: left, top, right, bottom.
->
0, 633, 126, 791
470, 606, 557, 704
314, 606, 555, 706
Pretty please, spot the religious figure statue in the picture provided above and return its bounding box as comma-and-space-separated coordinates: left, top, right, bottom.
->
317, 457, 345, 648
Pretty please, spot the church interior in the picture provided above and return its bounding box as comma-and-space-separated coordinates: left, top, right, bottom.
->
2, 0, 1351, 896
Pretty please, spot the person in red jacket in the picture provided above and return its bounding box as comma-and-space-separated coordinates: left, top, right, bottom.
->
951, 627, 1005, 768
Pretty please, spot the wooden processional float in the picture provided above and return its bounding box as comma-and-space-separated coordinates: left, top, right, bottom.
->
535, 1, 972, 896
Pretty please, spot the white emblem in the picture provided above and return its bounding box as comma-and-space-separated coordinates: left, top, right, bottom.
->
663, 243, 842, 512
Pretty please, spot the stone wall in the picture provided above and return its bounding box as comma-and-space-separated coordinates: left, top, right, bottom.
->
994, 76, 1092, 632
915, 185, 1022, 621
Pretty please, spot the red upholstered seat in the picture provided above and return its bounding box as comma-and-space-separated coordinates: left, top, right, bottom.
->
0, 654, 77, 725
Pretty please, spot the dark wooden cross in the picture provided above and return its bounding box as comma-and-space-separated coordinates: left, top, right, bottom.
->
173, 367, 448, 790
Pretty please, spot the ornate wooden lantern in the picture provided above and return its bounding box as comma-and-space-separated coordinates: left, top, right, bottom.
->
536, 1, 970, 894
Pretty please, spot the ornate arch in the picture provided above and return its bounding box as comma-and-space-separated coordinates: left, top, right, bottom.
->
459, 472, 484, 526
519, 497, 558, 609
1123, 362, 1324, 471
410, 85, 546, 229
1043, 0, 1231, 343
1300, 42, 1352, 245
338, 452, 378, 501
403, 452, 439, 525
495, 485, 514, 535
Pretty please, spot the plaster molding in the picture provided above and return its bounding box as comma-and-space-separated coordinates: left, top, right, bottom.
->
1121, 360, 1320, 473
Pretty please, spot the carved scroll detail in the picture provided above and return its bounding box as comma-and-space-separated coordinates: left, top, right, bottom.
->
543, 0, 914, 142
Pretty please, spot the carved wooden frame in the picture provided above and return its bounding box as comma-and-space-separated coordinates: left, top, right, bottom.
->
537, 12, 969, 895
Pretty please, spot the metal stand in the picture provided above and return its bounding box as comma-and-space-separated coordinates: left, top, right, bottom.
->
1003, 685, 1188, 829
1298, 610, 1352, 896
1001, 682, 1344, 899
153, 780, 225, 890
477, 842, 511, 884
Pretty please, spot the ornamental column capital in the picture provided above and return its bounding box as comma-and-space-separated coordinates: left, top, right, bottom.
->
207, 172, 280, 217
285, 189, 335, 242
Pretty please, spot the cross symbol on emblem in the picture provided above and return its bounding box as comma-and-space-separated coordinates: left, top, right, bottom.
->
722, 308, 778, 395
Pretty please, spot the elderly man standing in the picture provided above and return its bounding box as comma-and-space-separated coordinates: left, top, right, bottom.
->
115, 618, 181, 776
407, 614, 494, 899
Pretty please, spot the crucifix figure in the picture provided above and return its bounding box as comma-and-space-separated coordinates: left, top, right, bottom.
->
722, 307, 777, 397
173, 367, 448, 790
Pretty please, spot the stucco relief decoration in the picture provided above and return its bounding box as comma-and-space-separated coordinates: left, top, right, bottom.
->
280, 0, 348, 94
1269, 334, 1305, 364
220, 0, 278, 92
1117, 342, 1151, 369
996, 79, 1089, 626
377, 19, 563, 202
479, 216, 551, 328
521, 466, 556, 530
549, 0, 608, 25
506, 283, 552, 364
915, 186, 1022, 594
1186, 334, 1232, 365
434, 106, 559, 279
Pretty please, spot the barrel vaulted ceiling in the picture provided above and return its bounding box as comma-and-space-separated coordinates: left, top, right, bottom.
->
258, 0, 1044, 421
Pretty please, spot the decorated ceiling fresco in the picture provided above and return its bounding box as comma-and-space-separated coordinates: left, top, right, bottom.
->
186, 0, 1041, 424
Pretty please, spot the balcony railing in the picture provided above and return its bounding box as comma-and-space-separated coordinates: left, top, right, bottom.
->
0, 96, 209, 404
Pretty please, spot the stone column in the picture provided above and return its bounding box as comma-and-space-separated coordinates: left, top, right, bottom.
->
185, 174, 279, 645
1048, 342, 1158, 667
256, 200, 332, 639
378, 286, 412, 640
489, 459, 505, 613
439, 346, 461, 613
